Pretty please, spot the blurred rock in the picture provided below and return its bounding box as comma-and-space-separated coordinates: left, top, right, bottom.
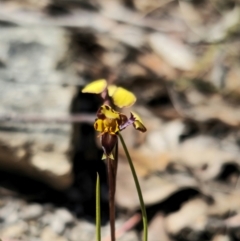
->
50, 219, 65, 235
165, 198, 208, 234
50, 208, 74, 234
20, 203, 43, 220
0, 27, 79, 189
100, 218, 139, 241
208, 191, 240, 216
148, 213, 171, 241
5, 211, 19, 224
0, 221, 28, 239
118, 231, 138, 241
211, 234, 231, 241
0, 198, 22, 222
68, 221, 95, 241
41, 227, 67, 241
28, 221, 41, 237
55, 208, 74, 224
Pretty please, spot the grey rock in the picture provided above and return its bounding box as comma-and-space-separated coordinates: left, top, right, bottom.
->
0, 200, 21, 221
29, 238, 42, 241
49, 208, 74, 234
0, 221, 28, 239
69, 221, 95, 241
41, 227, 68, 241
20, 203, 44, 220
0, 27, 79, 189
55, 208, 74, 224
28, 221, 41, 237
50, 218, 66, 235
40, 212, 53, 225
5, 211, 19, 224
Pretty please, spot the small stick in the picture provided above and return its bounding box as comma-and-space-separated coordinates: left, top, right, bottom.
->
0, 113, 95, 124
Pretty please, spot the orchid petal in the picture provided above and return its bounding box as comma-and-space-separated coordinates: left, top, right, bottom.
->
131, 112, 147, 132
107, 85, 117, 97
94, 119, 105, 132
82, 79, 107, 94
98, 104, 121, 119
111, 87, 136, 108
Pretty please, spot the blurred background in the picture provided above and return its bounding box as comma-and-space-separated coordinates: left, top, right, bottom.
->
0, 0, 240, 240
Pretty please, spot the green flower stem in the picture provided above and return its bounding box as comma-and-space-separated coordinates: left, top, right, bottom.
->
96, 173, 101, 241
118, 133, 148, 241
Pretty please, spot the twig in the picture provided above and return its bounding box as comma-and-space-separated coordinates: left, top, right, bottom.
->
0, 113, 95, 124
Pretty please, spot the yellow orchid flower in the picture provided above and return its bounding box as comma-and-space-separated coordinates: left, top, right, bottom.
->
82, 79, 147, 159
82, 79, 148, 240
94, 105, 146, 159
82, 79, 136, 108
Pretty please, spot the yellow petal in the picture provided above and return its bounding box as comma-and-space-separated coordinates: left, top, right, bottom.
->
82, 79, 107, 94
94, 119, 104, 132
111, 87, 136, 108
131, 111, 147, 132
107, 85, 117, 97
98, 105, 120, 119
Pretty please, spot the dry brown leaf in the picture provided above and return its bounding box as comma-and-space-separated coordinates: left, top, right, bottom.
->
116, 158, 197, 210
208, 191, 240, 216
165, 198, 208, 234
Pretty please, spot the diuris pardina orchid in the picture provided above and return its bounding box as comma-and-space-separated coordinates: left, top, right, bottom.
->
82, 79, 148, 241
82, 79, 146, 160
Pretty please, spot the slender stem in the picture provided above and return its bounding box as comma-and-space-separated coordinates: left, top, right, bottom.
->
115, 141, 119, 189
96, 173, 101, 241
118, 133, 148, 241
107, 156, 116, 241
